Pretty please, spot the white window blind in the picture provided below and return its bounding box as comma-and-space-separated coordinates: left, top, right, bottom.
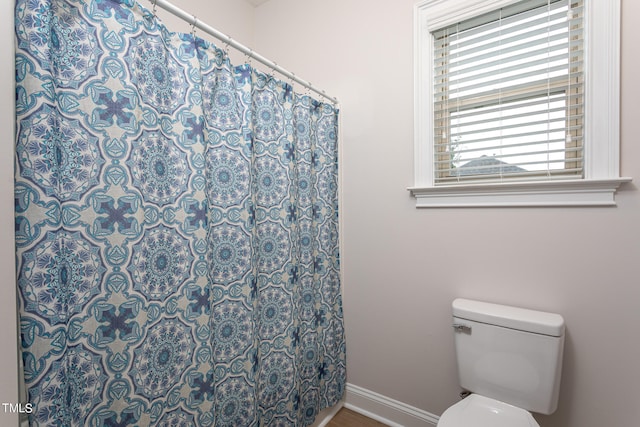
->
432, 0, 584, 184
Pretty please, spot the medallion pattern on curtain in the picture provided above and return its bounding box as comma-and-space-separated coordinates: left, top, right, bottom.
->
14, 0, 345, 425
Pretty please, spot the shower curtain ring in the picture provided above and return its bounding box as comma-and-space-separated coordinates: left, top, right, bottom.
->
269, 62, 278, 80
191, 16, 198, 37
223, 37, 232, 56
152, 0, 157, 18
245, 49, 254, 67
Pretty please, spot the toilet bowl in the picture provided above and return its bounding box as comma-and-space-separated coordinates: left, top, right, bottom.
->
437, 394, 539, 427
438, 299, 565, 427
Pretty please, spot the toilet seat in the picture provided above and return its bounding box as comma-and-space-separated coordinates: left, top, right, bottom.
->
437, 394, 540, 427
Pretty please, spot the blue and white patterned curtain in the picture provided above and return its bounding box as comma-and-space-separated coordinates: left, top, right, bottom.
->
14, 0, 346, 425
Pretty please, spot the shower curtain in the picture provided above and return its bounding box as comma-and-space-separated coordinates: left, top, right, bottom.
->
14, 0, 345, 425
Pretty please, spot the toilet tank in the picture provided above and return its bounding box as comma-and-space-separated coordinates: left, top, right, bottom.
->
452, 298, 565, 415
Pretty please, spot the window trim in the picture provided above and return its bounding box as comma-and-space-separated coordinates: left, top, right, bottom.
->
410, 0, 631, 207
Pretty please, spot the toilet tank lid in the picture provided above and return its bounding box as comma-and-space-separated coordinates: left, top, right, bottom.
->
453, 298, 565, 337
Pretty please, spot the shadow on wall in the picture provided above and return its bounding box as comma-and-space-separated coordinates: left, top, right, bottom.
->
535, 328, 575, 427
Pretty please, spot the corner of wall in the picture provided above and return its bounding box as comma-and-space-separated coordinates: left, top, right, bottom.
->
1, 0, 20, 425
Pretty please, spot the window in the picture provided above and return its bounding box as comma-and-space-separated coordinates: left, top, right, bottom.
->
433, 0, 582, 183
411, 0, 629, 207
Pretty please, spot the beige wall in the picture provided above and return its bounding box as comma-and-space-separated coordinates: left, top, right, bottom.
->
251, 1, 640, 426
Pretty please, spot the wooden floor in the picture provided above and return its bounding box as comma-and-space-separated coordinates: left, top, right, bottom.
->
326, 408, 388, 427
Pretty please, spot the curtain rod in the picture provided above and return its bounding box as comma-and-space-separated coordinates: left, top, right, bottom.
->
150, 0, 339, 105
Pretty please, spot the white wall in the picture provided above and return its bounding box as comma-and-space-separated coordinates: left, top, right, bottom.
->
252, 1, 640, 427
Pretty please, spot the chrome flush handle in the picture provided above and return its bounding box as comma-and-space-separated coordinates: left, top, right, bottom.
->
453, 324, 472, 334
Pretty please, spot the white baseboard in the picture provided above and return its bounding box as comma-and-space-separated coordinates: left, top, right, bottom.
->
313, 400, 345, 427
344, 383, 440, 427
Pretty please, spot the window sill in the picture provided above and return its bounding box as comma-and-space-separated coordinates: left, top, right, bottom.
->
408, 178, 632, 208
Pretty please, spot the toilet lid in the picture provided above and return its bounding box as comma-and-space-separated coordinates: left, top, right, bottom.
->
438, 394, 540, 427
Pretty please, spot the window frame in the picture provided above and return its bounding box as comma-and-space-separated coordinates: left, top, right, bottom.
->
410, 0, 630, 207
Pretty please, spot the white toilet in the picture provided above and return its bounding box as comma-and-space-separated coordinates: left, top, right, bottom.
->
438, 298, 565, 427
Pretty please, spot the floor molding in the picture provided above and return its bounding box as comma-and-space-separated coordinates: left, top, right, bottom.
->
314, 401, 345, 427
345, 383, 439, 427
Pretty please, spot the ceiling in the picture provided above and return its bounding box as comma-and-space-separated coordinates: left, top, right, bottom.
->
244, 0, 271, 6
